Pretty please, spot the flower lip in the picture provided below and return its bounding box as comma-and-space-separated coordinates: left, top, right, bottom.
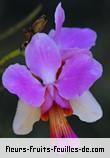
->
49, 103, 77, 138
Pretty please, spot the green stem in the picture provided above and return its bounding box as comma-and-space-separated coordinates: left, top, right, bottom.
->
0, 49, 23, 67
0, 4, 42, 41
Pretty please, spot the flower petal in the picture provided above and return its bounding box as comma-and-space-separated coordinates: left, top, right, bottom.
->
55, 2, 65, 33
70, 91, 103, 122
25, 33, 61, 84
2, 64, 45, 106
49, 27, 97, 49
54, 89, 71, 109
41, 90, 53, 114
56, 53, 103, 100
13, 99, 40, 135
61, 48, 92, 61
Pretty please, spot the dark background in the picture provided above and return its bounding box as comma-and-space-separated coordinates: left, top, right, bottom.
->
0, 0, 110, 137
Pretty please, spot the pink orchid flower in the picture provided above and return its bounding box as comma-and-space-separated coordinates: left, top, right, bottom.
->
2, 3, 103, 138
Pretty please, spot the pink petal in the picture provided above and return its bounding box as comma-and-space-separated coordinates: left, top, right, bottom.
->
54, 88, 71, 109
55, 2, 65, 33
2, 64, 45, 107
56, 54, 103, 100
61, 48, 92, 61
25, 33, 61, 84
41, 89, 53, 114
49, 27, 97, 49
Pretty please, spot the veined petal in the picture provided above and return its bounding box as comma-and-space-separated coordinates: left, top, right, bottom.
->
13, 99, 40, 135
25, 33, 61, 84
49, 27, 97, 49
2, 64, 45, 106
70, 91, 103, 122
56, 54, 103, 100
49, 104, 77, 138
55, 2, 65, 33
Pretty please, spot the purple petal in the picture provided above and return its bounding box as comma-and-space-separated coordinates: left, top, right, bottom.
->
55, 2, 65, 33
41, 90, 53, 114
2, 64, 45, 107
49, 27, 97, 49
25, 33, 61, 84
61, 48, 92, 61
54, 90, 71, 109
56, 54, 103, 100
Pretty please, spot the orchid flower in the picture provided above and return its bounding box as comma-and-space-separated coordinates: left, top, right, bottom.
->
2, 3, 103, 138
2, 34, 103, 137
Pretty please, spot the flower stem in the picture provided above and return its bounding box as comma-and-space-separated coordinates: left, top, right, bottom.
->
0, 49, 23, 67
0, 4, 42, 41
